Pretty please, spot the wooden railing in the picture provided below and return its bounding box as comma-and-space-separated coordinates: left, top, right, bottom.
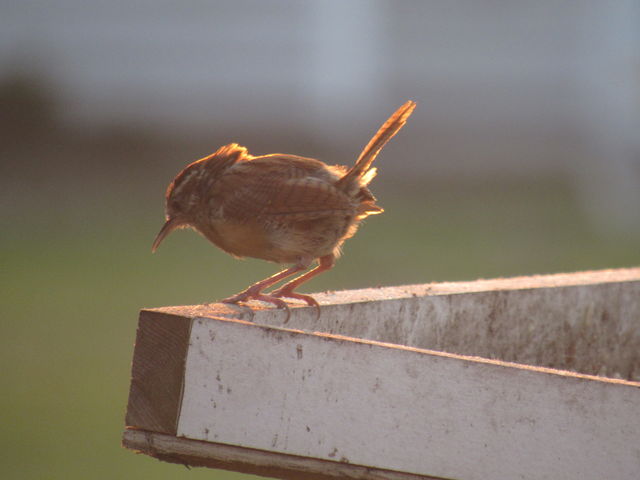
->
123, 268, 640, 480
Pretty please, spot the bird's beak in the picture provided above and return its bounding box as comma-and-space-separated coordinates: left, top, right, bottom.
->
152, 217, 182, 253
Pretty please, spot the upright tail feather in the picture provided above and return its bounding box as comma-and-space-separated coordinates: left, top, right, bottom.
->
338, 100, 416, 189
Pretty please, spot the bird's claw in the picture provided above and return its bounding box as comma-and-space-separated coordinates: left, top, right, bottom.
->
221, 288, 321, 323
222, 291, 292, 321
271, 290, 321, 320
222, 292, 289, 309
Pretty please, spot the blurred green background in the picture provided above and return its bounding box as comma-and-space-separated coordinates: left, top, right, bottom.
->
2, 2, 639, 479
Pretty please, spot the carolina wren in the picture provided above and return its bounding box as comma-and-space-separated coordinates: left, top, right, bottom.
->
152, 101, 416, 314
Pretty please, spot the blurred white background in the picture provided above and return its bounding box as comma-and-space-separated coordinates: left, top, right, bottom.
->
2, 0, 639, 233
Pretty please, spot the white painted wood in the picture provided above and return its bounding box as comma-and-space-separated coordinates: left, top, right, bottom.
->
176, 316, 640, 480
159, 267, 640, 380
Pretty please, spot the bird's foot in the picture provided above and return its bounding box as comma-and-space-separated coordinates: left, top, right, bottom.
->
271, 289, 321, 320
221, 287, 321, 323
222, 288, 292, 321
222, 291, 289, 309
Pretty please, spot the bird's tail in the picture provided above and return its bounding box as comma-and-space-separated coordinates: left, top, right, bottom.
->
338, 100, 416, 190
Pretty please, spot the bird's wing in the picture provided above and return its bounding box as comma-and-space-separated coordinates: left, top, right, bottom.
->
215, 160, 354, 223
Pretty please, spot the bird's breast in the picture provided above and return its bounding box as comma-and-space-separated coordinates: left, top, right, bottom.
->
196, 218, 274, 260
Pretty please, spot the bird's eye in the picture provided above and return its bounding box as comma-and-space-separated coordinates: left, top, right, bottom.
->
168, 198, 182, 214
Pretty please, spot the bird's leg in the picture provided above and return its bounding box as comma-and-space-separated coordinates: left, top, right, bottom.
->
221, 258, 312, 310
271, 255, 335, 315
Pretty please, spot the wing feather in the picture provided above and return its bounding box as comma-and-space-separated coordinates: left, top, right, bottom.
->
215, 161, 354, 223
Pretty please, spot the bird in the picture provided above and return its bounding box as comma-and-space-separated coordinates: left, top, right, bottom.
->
152, 100, 416, 316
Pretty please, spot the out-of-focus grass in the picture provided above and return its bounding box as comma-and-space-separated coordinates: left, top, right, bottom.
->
1, 177, 638, 480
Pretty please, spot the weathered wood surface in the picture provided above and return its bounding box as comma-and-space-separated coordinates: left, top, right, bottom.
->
154, 267, 640, 379
124, 268, 640, 480
123, 429, 441, 480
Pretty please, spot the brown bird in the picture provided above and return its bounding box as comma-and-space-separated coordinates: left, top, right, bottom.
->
152, 100, 416, 314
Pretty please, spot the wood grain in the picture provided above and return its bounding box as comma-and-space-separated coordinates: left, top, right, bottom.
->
122, 429, 443, 480
125, 311, 192, 434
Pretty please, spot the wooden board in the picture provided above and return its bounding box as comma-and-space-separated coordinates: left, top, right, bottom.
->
124, 268, 640, 480
122, 429, 439, 480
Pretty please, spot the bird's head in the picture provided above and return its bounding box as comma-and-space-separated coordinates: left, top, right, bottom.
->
152, 161, 205, 253
152, 144, 249, 253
